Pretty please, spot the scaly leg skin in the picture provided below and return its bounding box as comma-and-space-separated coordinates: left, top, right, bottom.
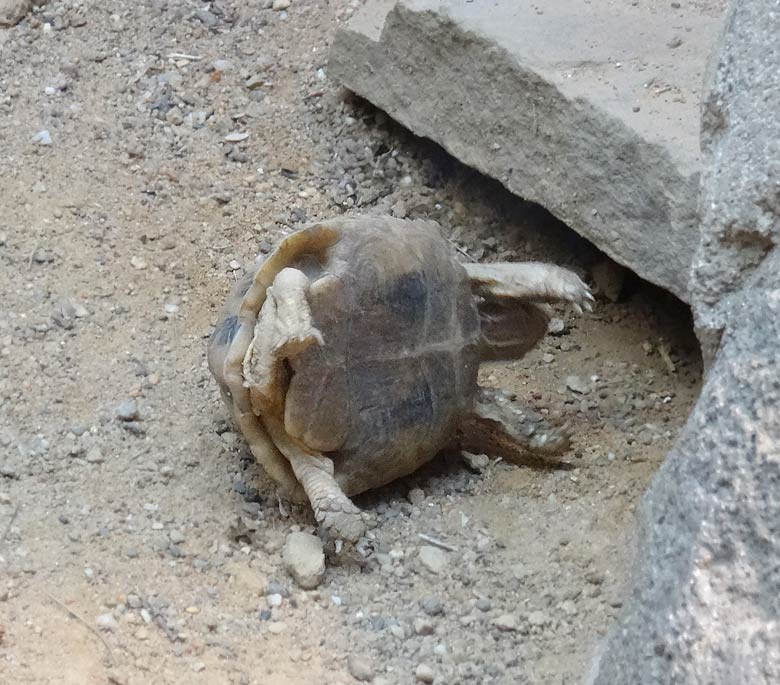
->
464, 262, 594, 313
288, 452, 366, 543
244, 267, 324, 417
459, 387, 571, 465
265, 418, 366, 542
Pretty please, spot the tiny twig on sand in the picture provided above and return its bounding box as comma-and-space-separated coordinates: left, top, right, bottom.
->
1, 504, 20, 545
166, 52, 202, 61
45, 591, 114, 664
27, 240, 40, 269
658, 340, 677, 374
417, 533, 458, 553
449, 240, 473, 262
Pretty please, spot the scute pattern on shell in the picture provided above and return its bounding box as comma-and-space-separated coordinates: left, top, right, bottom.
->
208, 217, 481, 497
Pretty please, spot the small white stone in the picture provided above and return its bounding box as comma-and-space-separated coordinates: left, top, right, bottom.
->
493, 614, 517, 632
283, 532, 325, 589
415, 663, 435, 683
33, 130, 52, 146
96, 613, 118, 631
418, 545, 448, 574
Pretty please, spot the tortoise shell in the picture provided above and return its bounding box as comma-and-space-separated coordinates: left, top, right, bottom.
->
208, 216, 480, 497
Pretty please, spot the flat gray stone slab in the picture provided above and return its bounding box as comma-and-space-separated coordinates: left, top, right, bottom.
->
330, 0, 726, 303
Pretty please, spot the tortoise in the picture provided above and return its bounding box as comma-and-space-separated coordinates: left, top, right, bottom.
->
208, 216, 593, 541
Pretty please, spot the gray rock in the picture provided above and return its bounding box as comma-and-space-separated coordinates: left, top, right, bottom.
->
96, 613, 118, 631
115, 400, 139, 422
461, 451, 489, 472
592, 3, 780, 683
85, 446, 104, 464
413, 618, 434, 635
329, 0, 726, 302
420, 596, 443, 616
475, 598, 492, 612
493, 614, 516, 632
418, 545, 448, 574
565, 375, 589, 395
547, 318, 566, 335
210, 59, 234, 73
348, 654, 374, 682
415, 663, 435, 683
282, 531, 325, 589
33, 130, 52, 146
168, 529, 185, 545
407, 487, 425, 507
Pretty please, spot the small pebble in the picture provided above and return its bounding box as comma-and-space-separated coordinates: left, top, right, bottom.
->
420, 596, 443, 616
565, 375, 589, 394
33, 130, 52, 146
462, 452, 489, 472
414, 618, 435, 636
407, 488, 425, 507
493, 614, 517, 632
476, 598, 492, 612
116, 400, 140, 421
415, 663, 435, 683
96, 613, 118, 631
283, 531, 325, 589
418, 546, 448, 575
86, 447, 104, 464
347, 654, 374, 682
548, 318, 566, 335
169, 529, 185, 544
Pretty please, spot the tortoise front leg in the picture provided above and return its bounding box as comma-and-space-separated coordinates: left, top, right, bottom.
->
464, 262, 594, 312
458, 387, 571, 463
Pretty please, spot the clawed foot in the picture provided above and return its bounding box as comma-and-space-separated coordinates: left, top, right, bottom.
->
314, 497, 367, 542
547, 266, 595, 314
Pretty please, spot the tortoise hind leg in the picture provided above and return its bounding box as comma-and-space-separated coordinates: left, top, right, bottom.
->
458, 387, 571, 463
264, 422, 366, 542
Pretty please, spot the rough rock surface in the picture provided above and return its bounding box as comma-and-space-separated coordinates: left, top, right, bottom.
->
592, 2, 780, 682
329, 0, 726, 302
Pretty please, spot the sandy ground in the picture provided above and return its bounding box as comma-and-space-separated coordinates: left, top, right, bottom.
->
0, 2, 701, 683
